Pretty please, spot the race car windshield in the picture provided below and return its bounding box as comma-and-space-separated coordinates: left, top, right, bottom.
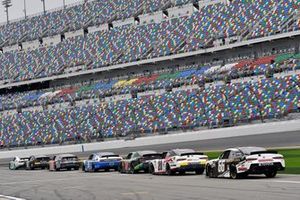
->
143, 154, 162, 160
37, 157, 50, 161
63, 157, 78, 161
101, 155, 119, 158
180, 152, 204, 156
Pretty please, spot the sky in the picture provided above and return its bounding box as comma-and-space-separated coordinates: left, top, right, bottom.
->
0, 0, 82, 24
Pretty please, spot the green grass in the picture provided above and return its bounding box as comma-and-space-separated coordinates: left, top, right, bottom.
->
277, 149, 300, 174
204, 148, 300, 174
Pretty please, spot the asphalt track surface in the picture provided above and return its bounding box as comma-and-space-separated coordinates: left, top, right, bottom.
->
0, 131, 299, 200
0, 168, 300, 200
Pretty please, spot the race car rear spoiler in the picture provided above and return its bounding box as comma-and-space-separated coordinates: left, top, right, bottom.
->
250, 150, 278, 155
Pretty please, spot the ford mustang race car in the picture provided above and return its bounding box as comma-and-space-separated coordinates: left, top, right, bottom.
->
82, 152, 122, 172
149, 149, 208, 175
49, 154, 80, 171
206, 147, 285, 179
119, 150, 162, 174
9, 156, 29, 170
26, 155, 50, 170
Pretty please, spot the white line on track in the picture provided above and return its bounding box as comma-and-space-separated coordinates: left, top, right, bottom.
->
0, 194, 26, 200
247, 180, 300, 184
121, 191, 149, 196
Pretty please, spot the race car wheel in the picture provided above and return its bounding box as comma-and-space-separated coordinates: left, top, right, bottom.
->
206, 165, 214, 178
265, 170, 277, 178
118, 163, 124, 173
230, 167, 239, 179
130, 163, 137, 174
166, 164, 174, 176
195, 169, 204, 175
149, 164, 155, 175
9, 163, 15, 170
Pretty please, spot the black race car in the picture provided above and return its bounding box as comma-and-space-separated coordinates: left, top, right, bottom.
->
119, 150, 162, 174
26, 155, 50, 170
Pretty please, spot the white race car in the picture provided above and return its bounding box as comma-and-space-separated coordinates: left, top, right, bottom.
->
206, 147, 285, 179
149, 149, 208, 175
9, 156, 30, 170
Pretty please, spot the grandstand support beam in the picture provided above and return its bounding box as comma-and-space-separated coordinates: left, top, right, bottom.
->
2, 0, 12, 23
41, 0, 46, 15
23, 0, 27, 19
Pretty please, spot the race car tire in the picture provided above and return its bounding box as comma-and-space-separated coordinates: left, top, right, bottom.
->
179, 171, 185, 175
206, 165, 214, 178
265, 170, 277, 178
230, 167, 239, 179
166, 164, 175, 176
118, 164, 124, 173
9, 163, 15, 170
75, 167, 79, 171
195, 169, 205, 175
144, 167, 149, 173
149, 164, 155, 175
129, 163, 136, 174
105, 169, 110, 172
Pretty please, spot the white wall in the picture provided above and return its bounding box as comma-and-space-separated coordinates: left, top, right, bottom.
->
43, 34, 61, 46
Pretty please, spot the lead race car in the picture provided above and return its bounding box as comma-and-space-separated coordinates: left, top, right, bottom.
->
206, 147, 285, 179
149, 149, 208, 175
82, 152, 122, 172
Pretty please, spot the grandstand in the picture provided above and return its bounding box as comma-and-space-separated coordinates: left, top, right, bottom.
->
0, 0, 300, 148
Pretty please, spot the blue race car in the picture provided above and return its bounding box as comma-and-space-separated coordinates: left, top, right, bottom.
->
82, 152, 122, 172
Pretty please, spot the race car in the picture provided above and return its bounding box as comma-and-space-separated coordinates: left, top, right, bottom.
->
48, 154, 80, 171
149, 149, 208, 175
25, 155, 50, 170
82, 152, 122, 172
9, 156, 29, 170
206, 147, 285, 179
119, 150, 162, 174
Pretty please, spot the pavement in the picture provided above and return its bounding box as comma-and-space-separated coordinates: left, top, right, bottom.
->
0, 131, 299, 200
0, 167, 299, 200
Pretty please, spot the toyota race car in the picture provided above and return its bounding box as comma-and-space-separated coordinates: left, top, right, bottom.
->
9, 156, 29, 170
149, 149, 208, 175
119, 151, 162, 173
206, 147, 285, 179
49, 154, 80, 171
82, 152, 122, 172
26, 155, 50, 170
